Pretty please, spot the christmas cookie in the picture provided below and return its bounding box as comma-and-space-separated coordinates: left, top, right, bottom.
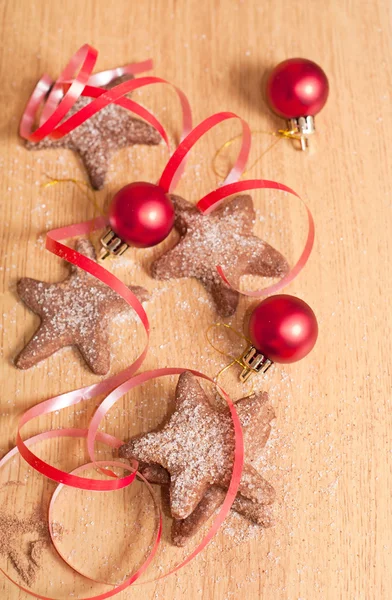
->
119, 371, 275, 541
26, 76, 161, 190
151, 195, 289, 317
15, 239, 148, 374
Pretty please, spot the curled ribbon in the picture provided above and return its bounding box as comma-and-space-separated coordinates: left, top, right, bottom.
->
0, 429, 162, 599
20, 43, 312, 298
20, 44, 192, 150
16, 217, 150, 490
86, 368, 244, 582
12, 105, 253, 494
1, 368, 243, 598
157, 113, 313, 298
15, 106, 254, 489
159, 112, 251, 191
3, 114, 251, 590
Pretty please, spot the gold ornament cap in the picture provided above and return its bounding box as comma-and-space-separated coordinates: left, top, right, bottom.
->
239, 346, 274, 382
99, 228, 129, 260
286, 115, 315, 151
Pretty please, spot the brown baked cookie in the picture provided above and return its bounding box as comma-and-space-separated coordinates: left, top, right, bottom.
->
151, 194, 289, 317
15, 239, 149, 374
130, 389, 275, 545
119, 371, 275, 524
25, 76, 161, 189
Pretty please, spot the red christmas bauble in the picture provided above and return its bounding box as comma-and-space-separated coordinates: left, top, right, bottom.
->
266, 58, 329, 119
248, 295, 318, 364
109, 182, 175, 248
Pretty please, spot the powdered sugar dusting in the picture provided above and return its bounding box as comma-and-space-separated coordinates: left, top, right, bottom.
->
121, 372, 275, 528
26, 76, 161, 190
15, 239, 148, 374
152, 194, 289, 316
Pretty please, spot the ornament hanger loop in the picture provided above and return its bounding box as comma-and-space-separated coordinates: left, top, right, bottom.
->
211, 129, 304, 181
42, 175, 104, 218
205, 322, 256, 395
205, 322, 252, 365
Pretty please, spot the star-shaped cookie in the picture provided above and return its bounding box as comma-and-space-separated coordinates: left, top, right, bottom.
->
122, 374, 275, 545
151, 194, 289, 317
119, 371, 275, 525
26, 76, 161, 189
15, 239, 149, 374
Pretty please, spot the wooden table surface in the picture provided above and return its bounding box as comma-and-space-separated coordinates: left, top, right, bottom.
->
0, 1, 391, 598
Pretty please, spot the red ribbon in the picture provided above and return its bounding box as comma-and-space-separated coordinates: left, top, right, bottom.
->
13, 217, 147, 490
19, 43, 312, 300
1, 368, 243, 598
158, 115, 313, 298
19, 44, 192, 150
159, 112, 251, 191
84, 368, 244, 581
4, 113, 249, 590
20, 44, 98, 142
0, 430, 163, 600
48, 459, 162, 590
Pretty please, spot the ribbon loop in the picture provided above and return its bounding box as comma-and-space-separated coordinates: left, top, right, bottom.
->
9, 44, 314, 598
50, 76, 191, 148
159, 112, 251, 193
21, 44, 98, 142
2, 368, 243, 596
0, 430, 162, 600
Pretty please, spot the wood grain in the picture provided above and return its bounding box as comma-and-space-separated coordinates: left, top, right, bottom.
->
0, 0, 391, 598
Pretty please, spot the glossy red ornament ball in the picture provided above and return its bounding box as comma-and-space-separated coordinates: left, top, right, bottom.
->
248, 294, 318, 364
109, 182, 175, 248
267, 58, 329, 119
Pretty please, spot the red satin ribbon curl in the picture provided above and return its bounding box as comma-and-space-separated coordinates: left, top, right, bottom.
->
20, 44, 98, 142
20, 44, 192, 149
0, 430, 163, 600
159, 112, 251, 191
16, 216, 150, 490
84, 368, 244, 580
159, 115, 314, 298
1, 367, 243, 598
